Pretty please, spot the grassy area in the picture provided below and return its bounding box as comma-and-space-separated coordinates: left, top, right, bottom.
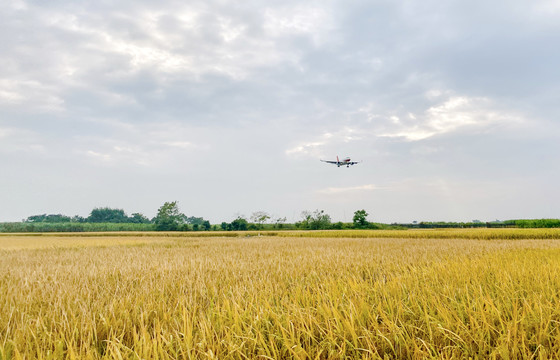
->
2, 227, 560, 239
275, 228, 560, 239
0, 222, 155, 233
0, 235, 173, 250
1, 231, 560, 358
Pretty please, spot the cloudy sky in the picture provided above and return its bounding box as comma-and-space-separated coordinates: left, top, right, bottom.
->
1, 0, 559, 223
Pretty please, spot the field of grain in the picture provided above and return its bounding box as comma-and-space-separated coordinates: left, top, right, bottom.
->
2, 230, 560, 359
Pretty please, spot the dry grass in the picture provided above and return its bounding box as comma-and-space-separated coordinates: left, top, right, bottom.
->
276, 228, 560, 240
2, 227, 559, 240
0, 236, 173, 250
2, 232, 560, 359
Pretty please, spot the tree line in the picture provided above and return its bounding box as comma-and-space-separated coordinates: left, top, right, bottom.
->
0, 202, 558, 232
0, 203, 377, 232
394, 219, 560, 229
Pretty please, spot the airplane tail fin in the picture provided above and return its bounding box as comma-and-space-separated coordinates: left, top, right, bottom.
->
337, 155, 339, 163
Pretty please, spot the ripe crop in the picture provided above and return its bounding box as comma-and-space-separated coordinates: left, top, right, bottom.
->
1, 230, 560, 359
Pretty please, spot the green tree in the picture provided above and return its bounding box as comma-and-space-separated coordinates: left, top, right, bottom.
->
185, 216, 211, 230
26, 214, 72, 223
274, 216, 287, 229
129, 213, 151, 224
154, 201, 186, 231
87, 208, 128, 223
230, 217, 248, 231
186, 216, 205, 225
72, 215, 86, 223
332, 221, 344, 229
353, 209, 369, 228
300, 210, 332, 230
250, 211, 270, 229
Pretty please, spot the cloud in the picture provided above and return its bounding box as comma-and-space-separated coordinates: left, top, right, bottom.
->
377, 95, 523, 141
161, 141, 194, 149
0, 127, 46, 154
317, 184, 379, 194
285, 127, 363, 158
76, 121, 205, 167
285, 141, 325, 156
0, 0, 559, 222
40, 3, 327, 83
263, 5, 334, 45
86, 150, 112, 162
410, 145, 442, 156
0, 79, 65, 112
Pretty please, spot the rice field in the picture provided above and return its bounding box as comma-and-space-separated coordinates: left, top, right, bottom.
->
3, 227, 559, 240
2, 230, 560, 359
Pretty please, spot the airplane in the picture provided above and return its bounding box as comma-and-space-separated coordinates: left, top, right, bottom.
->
321, 156, 361, 168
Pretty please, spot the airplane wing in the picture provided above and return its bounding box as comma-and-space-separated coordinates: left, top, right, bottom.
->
320, 160, 339, 165
347, 161, 361, 165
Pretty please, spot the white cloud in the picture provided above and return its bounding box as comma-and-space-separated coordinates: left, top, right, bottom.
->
48, 12, 193, 75
263, 5, 334, 45
86, 150, 112, 161
532, 0, 560, 17
0, 0, 558, 222
0, 127, 46, 154
10, 0, 27, 11
42, 5, 320, 81
410, 145, 442, 156
0, 79, 64, 112
161, 141, 194, 149
286, 127, 362, 157
0, 87, 24, 104
285, 141, 325, 156
75, 120, 206, 168
425, 89, 445, 100
317, 184, 379, 194
378, 96, 523, 141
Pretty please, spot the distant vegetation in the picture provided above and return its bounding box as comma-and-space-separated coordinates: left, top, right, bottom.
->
400, 219, 560, 229
0, 222, 155, 233
509, 219, 560, 228
0, 203, 558, 232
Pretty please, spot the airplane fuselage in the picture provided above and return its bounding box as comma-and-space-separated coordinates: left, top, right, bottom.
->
336, 158, 352, 167
321, 156, 360, 168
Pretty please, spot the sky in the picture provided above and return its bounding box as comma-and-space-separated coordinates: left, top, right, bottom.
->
1, 0, 559, 224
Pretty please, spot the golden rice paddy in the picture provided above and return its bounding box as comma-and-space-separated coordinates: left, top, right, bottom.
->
2, 229, 560, 359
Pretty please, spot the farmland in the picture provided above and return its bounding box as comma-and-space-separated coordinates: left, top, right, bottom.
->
2, 229, 560, 359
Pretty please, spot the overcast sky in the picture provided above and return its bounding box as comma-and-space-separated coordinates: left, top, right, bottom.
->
1, 0, 559, 223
